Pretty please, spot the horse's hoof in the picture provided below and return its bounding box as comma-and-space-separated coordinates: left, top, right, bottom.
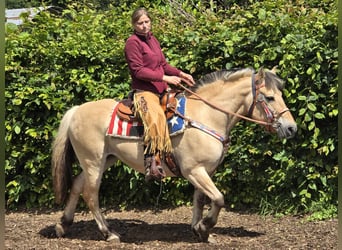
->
55, 223, 66, 238
192, 222, 209, 242
106, 233, 121, 242
208, 234, 217, 244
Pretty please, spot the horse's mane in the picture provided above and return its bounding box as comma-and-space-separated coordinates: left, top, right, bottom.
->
195, 68, 254, 88
193, 67, 284, 91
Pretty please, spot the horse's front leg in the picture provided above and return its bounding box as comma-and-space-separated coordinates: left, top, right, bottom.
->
191, 188, 207, 229
186, 167, 224, 242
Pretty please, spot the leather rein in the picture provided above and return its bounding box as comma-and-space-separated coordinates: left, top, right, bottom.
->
174, 74, 290, 141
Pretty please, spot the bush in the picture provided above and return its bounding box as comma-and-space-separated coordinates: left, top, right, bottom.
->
5, 0, 337, 218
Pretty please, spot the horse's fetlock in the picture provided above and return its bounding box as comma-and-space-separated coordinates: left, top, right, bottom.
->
55, 216, 73, 238
191, 223, 200, 236
202, 217, 216, 228
106, 231, 121, 242
61, 215, 73, 227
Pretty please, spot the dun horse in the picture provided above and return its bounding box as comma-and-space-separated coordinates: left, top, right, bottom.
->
52, 67, 297, 242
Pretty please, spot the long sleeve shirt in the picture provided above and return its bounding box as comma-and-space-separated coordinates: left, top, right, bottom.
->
124, 31, 181, 94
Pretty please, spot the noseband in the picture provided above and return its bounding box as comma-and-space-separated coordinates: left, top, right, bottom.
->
247, 73, 290, 131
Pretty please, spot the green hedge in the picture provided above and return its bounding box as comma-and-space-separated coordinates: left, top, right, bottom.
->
5, 0, 337, 218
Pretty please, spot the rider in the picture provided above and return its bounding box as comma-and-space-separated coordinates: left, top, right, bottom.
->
124, 7, 195, 181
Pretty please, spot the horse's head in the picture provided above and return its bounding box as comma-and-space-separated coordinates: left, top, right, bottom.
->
249, 67, 297, 139
182, 67, 296, 140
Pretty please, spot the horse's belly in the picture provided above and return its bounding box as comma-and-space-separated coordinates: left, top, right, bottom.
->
106, 138, 176, 177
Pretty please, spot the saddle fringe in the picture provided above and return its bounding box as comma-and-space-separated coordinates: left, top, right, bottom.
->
133, 95, 173, 155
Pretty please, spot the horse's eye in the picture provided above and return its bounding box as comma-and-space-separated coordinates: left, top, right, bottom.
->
265, 96, 275, 102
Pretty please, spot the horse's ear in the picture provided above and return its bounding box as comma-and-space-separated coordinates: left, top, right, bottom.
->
256, 67, 265, 83
271, 66, 278, 74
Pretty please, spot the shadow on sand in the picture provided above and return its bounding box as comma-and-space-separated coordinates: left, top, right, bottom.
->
39, 218, 264, 243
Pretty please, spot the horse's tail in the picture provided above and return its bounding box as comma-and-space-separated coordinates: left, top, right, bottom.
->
51, 106, 79, 205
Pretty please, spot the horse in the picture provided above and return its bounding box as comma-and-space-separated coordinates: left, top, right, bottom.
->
51, 67, 297, 243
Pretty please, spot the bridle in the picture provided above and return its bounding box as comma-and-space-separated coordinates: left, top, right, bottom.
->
246, 73, 291, 131
177, 73, 291, 131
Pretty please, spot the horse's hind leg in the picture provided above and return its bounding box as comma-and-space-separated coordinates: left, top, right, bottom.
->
82, 166, 120, 242
55, 172, 85, 237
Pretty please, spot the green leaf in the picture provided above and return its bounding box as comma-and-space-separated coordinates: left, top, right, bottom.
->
6, 180, 19, 188
298, 108, 306, 116
25, 129, 38, 138
14, 126, 21, 134
307, 103, 317, 112
314, 113, 325, 119
308, 183, 317, 191
316, 51, 323, 63
320, 176, 327, 186
330, 109, 338, 116
12, 99, 22, 105
308, 121, 315, 131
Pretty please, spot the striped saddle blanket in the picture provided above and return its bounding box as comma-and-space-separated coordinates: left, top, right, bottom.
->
106, 96, 186, 139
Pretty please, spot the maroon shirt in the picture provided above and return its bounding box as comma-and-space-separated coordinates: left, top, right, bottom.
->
124, 31, 181, 94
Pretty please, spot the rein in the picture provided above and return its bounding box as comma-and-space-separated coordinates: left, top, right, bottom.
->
178, 76, 272, 126
171, 74, 290, 146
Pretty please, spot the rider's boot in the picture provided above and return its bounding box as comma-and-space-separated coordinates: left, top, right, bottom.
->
144, 153, 165, 181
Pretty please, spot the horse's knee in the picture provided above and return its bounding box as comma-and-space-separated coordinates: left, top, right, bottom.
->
213, 193, 224, 208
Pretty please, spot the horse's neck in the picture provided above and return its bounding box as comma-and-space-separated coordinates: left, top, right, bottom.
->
187, 78, 251, 136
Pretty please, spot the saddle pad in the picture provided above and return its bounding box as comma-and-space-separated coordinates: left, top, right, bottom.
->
106, 95, 186, 139
167, 95, 186, 135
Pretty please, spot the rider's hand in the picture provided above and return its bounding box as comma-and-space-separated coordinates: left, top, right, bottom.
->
179, 72, 195, 86
162, 75, 182, 86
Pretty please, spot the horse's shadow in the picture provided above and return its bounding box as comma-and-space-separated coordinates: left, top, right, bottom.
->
39, 218, 264, 243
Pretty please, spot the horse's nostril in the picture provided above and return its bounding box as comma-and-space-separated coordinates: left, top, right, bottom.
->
287, 125, 297, 138
290, 125, 297, 133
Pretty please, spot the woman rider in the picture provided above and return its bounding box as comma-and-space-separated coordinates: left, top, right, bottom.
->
124, 7, 195, 181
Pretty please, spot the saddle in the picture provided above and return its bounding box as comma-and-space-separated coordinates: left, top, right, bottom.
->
117, 90, 179, 122
116, 90, 182, 177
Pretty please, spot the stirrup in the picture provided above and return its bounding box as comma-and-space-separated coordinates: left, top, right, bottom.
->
144, 155, 165, 181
